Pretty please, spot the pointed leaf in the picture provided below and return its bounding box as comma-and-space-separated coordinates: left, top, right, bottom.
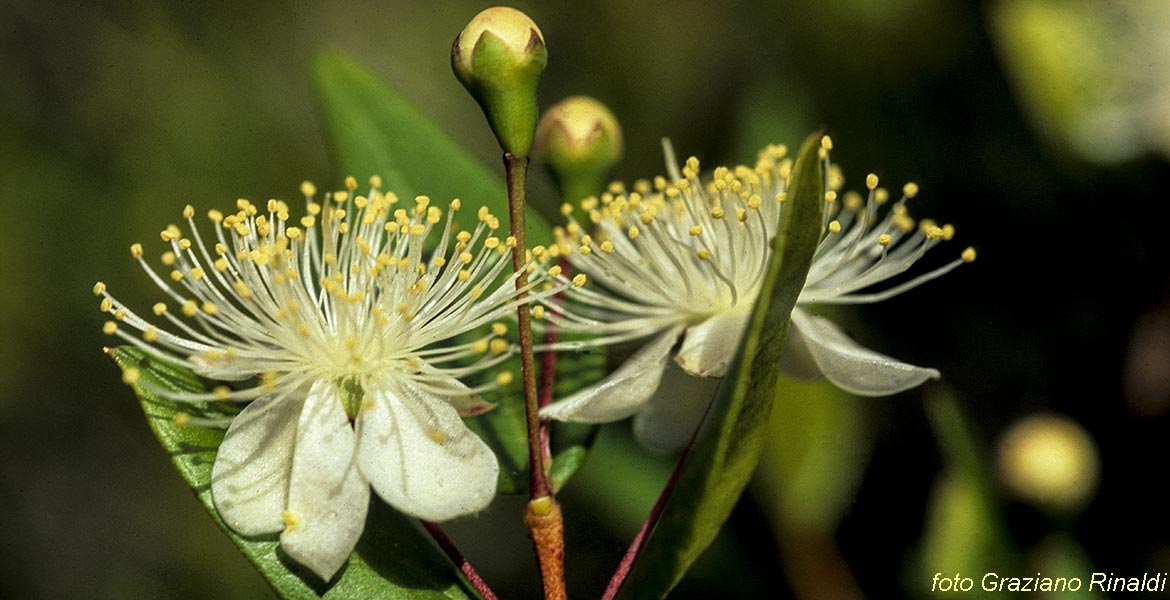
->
311, 49, 548, 242
619, 133, 825, 599
108, 346, 474, 600
313, 51, 601, 492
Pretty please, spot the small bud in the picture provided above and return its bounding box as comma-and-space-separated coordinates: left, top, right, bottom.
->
996, 413, 1100, 513
452, 7, 547, 157
534, 96, 623, 203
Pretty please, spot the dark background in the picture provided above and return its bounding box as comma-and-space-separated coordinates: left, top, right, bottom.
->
3, 0, 1167, 598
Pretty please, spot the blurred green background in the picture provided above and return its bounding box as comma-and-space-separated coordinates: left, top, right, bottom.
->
3, 0, 1169, 598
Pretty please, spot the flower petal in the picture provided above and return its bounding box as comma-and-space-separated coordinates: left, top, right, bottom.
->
674, 308, 752, 378
211, 393, 302, 536
281, 380, 369, 582
539, 326, 683, 423
632, 362, 720, 453
789, 308, 940, 396
357, 380, 498, 522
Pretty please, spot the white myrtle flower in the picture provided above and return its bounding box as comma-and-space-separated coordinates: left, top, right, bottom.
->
96, 177, 576, 580
537, 137, 976, 451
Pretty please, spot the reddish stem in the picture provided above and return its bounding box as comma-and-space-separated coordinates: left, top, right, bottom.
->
422, 521, 499, 600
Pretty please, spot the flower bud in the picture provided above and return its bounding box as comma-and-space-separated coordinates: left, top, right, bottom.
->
534, 96, 623, 203
996, 413, 1100, 513
452, 6, 547, 157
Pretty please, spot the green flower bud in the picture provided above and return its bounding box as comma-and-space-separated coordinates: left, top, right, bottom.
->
534, 96, 623, 204
452, 6, 547, 157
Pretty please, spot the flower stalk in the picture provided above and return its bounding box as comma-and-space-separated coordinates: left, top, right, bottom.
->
506, 152, 567, 600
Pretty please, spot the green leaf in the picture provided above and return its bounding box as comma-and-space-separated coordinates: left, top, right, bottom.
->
108, 346, 474, 600
917, 388, 1018, 593
311, 49, 549, 243
313, 50, 603, 494
619, 132, 825, 599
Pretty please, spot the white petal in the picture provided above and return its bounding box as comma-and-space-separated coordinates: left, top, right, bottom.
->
539, 327, 682, 423
357, 380, 498, 522
632, 362, 721, 453
789, 308, 940, 396
211, 393, 302, 536
281, 381, 369, 581
674, 308, 751, 378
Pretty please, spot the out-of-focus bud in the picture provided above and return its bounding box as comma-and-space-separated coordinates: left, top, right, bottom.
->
452, 6, 547, 157
996, 413, 1100, 513
534, 96, 623, 203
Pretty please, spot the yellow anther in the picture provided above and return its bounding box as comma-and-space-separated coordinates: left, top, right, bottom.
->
579, 245, 592, 256
548, 265, 562, 277
182, 300, 199, 317
824, 191, 838, 203
561, 203, 573, 216
456, 230, 472, 243
100, 298, 113, 312
775, 192, 787, 203
926, 226, 944, 240
367, 175, 382, 189
343, 176, 357, 191
489, 338, 508, 354
93, 281, 107, 296
113, 309, 126, 320
828, 220, 842, 234
874, 188, 890, 204
484, 237, 501, 250
143, 327, 159, 343
600, 240, 615, 254
433, 256, 447, 268
471, 285, 483, 299
189, 267, 205, 280
697, 248, 710, 260
208, 209, 224, 223
427, 205, 442, 224
820, 135, 833, 151
169, 270, 183, 282
533, 305, 546, 319
942, 224, 955, 241
213, 258, 229, 272
300, 181, 317, 197
215, 243, 227, 256
122, 368, 140, 385
458, 269, 471, 282
285, 227, 302, 241
477, 206, 490, 221
233, 280, 253, 299
353, 195, 368, 210
962, 247, 977, 262
903, 182, 919, 198
202, 302, 218, 316
130, 243, 144, 258
866, 173, 879, 190
689, 225, 702, 236
505, 235, 517, 248
102, 321, 117, 335
628, 226, 639, 239
409, 224, 426, 236
496, 372, 514, 386
878, 234, 892, 247
472, 340, 489, 354
172, 412, 191, 427
572, 273, 587, 286
152, 302, 167, 316
491, 322, 508, 337
160, 251, 177, 266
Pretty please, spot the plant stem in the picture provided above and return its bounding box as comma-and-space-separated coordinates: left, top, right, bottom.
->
504, 152, 566, 600
601, 395, 716, 600
422, 521, 499, 600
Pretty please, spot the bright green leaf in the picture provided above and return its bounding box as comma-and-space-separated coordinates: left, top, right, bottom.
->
312, 50, 603, 493
108, 346, 474, 600
311, 49, 549, 242
619, 132, 825, 599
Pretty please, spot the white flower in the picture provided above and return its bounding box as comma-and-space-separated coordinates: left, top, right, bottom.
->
96, 177, 570, 580
537, 138, 976, 451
